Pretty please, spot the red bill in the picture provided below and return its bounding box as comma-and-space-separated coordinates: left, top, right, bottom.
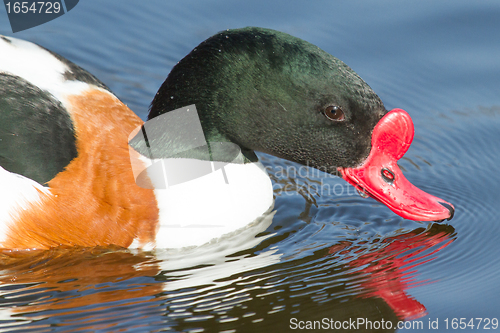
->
338, 109, 454, 221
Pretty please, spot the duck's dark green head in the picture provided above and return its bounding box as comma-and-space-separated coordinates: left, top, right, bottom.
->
130, 27, 454, 222
144, 27, 385, 172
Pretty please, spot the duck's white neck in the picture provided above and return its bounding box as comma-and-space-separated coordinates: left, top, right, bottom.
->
131, 155, 275, 249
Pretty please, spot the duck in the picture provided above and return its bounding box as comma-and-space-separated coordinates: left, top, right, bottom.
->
0, 27, 454, 251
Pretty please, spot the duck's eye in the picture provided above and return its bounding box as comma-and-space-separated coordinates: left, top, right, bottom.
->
381, 168, 395, 184
324, 105, 345, 121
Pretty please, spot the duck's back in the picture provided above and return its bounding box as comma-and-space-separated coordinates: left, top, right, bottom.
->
0, 36, 160, 250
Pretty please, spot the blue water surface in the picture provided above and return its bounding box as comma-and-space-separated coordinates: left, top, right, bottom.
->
0, 1, 499, 332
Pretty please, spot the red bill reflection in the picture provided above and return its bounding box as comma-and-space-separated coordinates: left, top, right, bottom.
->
328, 224, 455, 320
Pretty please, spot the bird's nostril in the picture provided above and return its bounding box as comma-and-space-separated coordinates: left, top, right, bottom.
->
438, 202, 455, 221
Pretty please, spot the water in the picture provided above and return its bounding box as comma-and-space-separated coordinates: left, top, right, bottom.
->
1, 1, 499, 332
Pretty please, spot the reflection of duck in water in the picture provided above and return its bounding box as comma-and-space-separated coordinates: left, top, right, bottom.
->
0, 223, 454, 331
0, 27, 453, 250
